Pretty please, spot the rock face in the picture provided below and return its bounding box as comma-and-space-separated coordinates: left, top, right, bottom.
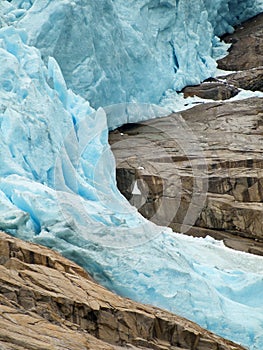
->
109, 12, 263, 255
0, 231, 244, 350
217, 12, 263, 93
109, 97, 263, 255
217, 12, 263, 71
181, 13, 263, 99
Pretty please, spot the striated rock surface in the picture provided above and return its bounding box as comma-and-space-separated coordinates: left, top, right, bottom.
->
0, 231, 245, 350
109, 97, 263, 255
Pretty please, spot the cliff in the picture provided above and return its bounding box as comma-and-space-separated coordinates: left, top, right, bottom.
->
109, 12, 263, 256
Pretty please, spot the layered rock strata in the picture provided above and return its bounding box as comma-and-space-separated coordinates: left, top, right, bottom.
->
109, 97, 263, 255
0, 231, 244, 350
110, 12, 263, 255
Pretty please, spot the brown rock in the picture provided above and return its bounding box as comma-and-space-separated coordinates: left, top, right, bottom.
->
0, 231, 244, 350
217, 12, 263, 71
218, 67, 263, 92
182, 81, 239, 100
183, 13, 263, 102
109, 97, 263, 251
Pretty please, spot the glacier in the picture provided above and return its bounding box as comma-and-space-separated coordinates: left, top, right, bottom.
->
0, 1, 263, 349
3, 0, 263, 108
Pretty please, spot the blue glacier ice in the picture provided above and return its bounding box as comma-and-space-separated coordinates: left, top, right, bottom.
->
3, 0, 262, 108
0, 1, 263, 349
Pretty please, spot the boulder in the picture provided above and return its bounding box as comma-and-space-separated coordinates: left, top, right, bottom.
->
182, 81, 239, 100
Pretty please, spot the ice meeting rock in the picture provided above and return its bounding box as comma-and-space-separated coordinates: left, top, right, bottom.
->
0, 1, 263, 350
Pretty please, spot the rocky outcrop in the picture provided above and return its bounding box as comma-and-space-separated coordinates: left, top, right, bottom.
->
218, 67, 263, 92
109, 97, 263, 255
182, 66, 263, 99
180, 12, 263, 99
216, 12, 263, 93
0, 231, 244, 350
182, 80, 239, 100
217, 12, 263, 71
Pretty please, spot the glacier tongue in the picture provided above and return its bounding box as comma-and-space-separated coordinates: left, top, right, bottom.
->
0, 1, 263, 349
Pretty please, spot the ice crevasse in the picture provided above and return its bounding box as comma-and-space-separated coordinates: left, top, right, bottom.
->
0, 1, 263, 349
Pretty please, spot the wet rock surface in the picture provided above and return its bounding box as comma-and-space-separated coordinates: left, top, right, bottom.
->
109, 98, 263, 256
0, 231, 244, 350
